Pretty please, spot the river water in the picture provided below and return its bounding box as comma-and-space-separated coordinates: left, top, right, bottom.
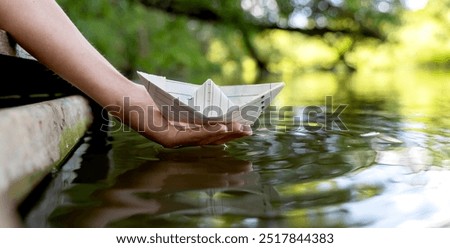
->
25, 71, 450, 227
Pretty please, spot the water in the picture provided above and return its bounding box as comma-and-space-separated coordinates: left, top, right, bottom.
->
25, 71, 450, 227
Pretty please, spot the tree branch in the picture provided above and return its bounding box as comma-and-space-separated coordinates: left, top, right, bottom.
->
139, 0, 384, 39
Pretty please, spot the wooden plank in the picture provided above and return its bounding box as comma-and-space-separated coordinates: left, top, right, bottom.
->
0, 30, 96, 227
0, 95, 93, 208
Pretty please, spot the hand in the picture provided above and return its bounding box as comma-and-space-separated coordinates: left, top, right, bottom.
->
109, 83, 252, 148
0, 0, 252, 148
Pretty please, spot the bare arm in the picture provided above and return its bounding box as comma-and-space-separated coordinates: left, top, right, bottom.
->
0, 0, 251, 147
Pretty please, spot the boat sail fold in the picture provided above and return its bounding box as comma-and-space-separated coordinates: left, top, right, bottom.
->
137, 71, 284, 125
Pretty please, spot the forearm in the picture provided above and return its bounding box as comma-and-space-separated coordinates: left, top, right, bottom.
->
0, 0, 167, 143
0, 0, 251, 147
0, 0, 130, 107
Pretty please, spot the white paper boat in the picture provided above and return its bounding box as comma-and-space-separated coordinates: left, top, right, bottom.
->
137, 71, 284, 125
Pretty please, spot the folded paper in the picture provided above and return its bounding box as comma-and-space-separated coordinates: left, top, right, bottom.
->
137, 71, 284, 125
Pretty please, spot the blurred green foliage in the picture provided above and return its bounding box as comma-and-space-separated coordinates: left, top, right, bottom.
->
57, 0, 216, 82
57, 0, 449, 84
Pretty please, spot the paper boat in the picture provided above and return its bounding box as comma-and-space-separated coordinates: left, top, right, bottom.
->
137, 71, 284, 125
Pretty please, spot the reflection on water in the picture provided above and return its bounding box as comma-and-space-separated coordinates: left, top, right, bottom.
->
46, 147, 262, 227
25, 71, 450, 227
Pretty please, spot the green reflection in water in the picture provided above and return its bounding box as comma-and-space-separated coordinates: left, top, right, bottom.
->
25, 70, 450, 228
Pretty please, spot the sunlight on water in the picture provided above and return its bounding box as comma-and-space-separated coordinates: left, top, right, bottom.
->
25, 70, 450, 227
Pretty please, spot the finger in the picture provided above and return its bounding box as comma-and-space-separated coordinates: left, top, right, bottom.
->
208, 125, 252, 145
170, 123, 228, 147
210, 132, 248, 145
165, 122, 252, 148
198, 122, 250, 142
225, 122, 253, 135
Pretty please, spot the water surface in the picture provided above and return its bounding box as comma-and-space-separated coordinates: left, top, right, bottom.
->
25, 71, 450, 227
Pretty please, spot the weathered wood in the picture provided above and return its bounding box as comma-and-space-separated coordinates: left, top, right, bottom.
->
0, 96, 93, 208
0, 29, 96, 227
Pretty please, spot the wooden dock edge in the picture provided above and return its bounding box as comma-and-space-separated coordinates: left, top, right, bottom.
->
0, 96, 93, 227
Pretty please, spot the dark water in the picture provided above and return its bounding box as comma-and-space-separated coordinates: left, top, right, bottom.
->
25, 72, 450, 227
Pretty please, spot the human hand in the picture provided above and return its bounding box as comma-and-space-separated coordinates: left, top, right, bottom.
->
0, 0, 251, 148
108, 83, 252, 148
